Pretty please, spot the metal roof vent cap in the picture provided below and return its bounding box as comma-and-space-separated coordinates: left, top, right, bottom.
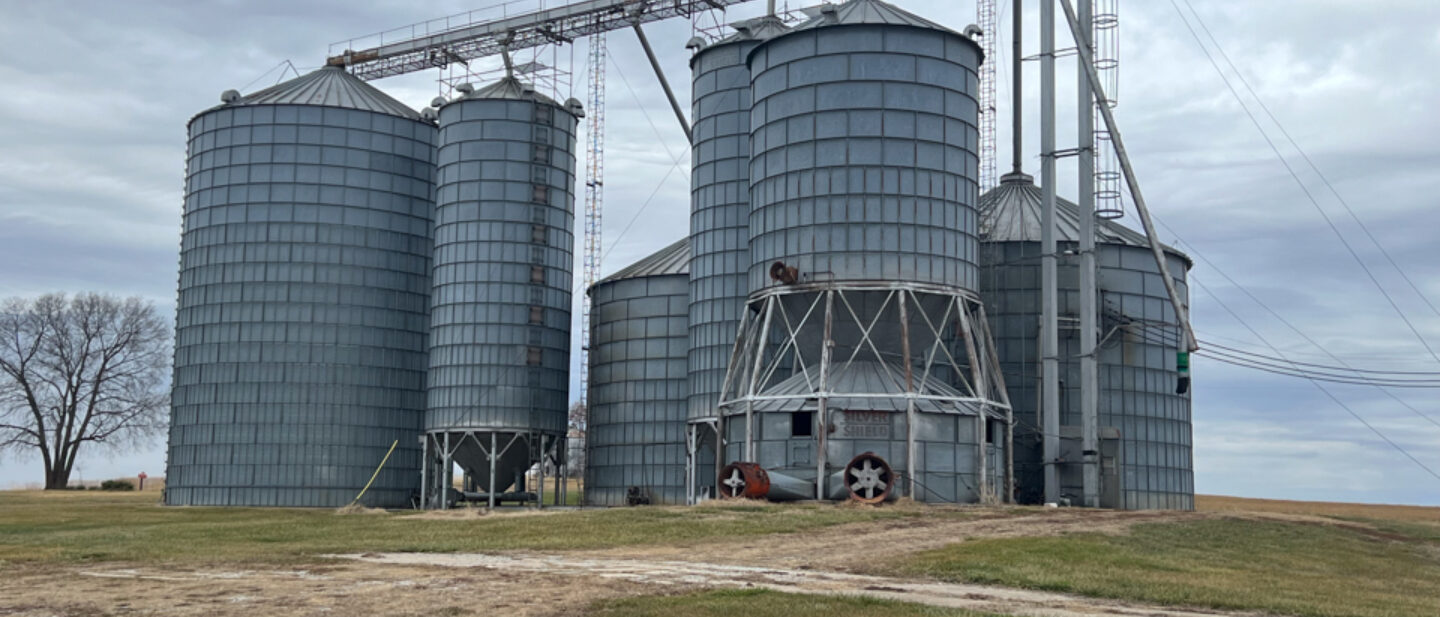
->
565, 97, 585, 118
964, 24, 983, 39
820, 3, 838, 17
455, 83, 475, 95
521, 82, 537, 95
685, 36, 705, 52
421, 107, 438, 121
431, 96, 448, 108
220, 89, 241, 104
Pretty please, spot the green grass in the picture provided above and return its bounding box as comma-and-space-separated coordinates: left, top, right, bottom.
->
901, 517, 1440, 617
0, 491, 947, 565
589, 589, 995, 617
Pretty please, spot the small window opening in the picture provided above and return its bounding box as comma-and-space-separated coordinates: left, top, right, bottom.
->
791, 411, 814, 437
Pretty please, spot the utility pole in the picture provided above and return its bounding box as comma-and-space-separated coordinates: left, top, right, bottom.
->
1077, 0, 1100, 508
1041, 0, 1062, 505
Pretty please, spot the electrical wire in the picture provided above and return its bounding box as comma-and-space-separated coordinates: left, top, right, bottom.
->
1200, 340, 1440, 377
607, 47, 685, 166
1166, 0, 1440, 367
1176, 0, 1440, 324
1183, 279, 1440, 471
1123, 304, 1440, 483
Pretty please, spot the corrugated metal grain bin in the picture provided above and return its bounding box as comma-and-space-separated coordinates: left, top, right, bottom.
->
708, 0, 1009, 504
686, 15, 789, 500
746, 1, 981, 291
166, 67, 435, 507
421, 77, 583, 506
586, 239, 690, 505
979, 171, 1194, 509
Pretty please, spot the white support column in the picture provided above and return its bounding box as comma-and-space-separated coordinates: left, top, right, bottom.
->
1041, 0, 1062, 506
419, 433, 430, 510
488, 432, 497, 509
537, 434, 546, 509
745, 296, 776, 462
1077, 0, 1101, 509
685, 425, 696, 505
899, 292, 917, 500
442, 432, 452, 510
816, 290, 834, 499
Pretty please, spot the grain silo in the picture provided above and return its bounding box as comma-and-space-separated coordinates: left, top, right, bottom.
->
586, 238, 690, 506
708, 0, 1013, 504
979, 171, 1194, 509
421, 76, 583, 509
685, 15, 789, 502
166, 66, 436, 507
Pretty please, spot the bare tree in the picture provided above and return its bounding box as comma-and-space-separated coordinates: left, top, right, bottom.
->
0, 293, 171, 489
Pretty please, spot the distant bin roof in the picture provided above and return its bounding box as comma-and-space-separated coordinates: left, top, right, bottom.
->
461, 76, 561, 106
979, 171, 1190, 265
790, 0, 956, 34
598, 237, 689, 284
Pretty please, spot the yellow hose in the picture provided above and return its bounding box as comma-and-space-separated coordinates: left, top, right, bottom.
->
350, 440, 399, 507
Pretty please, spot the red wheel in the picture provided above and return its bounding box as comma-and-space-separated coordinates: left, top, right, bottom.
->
845, 452, 894, 504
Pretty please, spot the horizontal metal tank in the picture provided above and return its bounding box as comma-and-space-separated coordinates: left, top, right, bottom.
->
586, 239, 690, 506
687, 16, 790, 501
422, 77, 583, 508
979, 171, 1194, 510
711, 0, 1010, 505
166, 66, 436, 507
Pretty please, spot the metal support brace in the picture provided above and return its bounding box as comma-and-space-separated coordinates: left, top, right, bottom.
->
442, 432, 452, 510
1041, 0, 1063, 506
745, 296, 776, 461
1077, 0, 1101, 509
419, 434, 430, 510
537, 434, 546, 509
1059, 0, 1197, 352
488, 432, 498, 509
632, 23, 692, 143
816, 290, 834, 499
899, 293, 916, 499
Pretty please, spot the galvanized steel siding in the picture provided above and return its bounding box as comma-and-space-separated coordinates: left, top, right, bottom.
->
427, 97, 578, 436
747, 25, 982, 291
981, 241, 1193, 509
586, 273, 690, 505
689, 40, 759, 423
167, 103, 436, 507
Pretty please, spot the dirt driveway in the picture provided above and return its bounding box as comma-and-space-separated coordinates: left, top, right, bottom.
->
0, 506, 1247, 617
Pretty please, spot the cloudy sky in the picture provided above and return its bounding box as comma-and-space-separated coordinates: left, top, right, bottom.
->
2, 0, 1438, 505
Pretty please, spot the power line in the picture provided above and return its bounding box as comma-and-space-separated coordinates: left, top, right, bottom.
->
606, 50, 685, 167
1188, 278, 1440, 480
1166, 0, 1440, 367
1201, 340, 1440, 377
1176, 0, 1440, 324
1134, 328, 1440, 394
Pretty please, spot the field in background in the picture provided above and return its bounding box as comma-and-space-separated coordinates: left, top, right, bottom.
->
1197, 494, 1440, 522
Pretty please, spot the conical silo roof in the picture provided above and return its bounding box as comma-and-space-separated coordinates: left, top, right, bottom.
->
979, 171, 1190, 264
719, 14, 791, 44
598, 237, 689, 284
230, 66, 422, 120
791, 0, 955, 33
462, 76, 559, 105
